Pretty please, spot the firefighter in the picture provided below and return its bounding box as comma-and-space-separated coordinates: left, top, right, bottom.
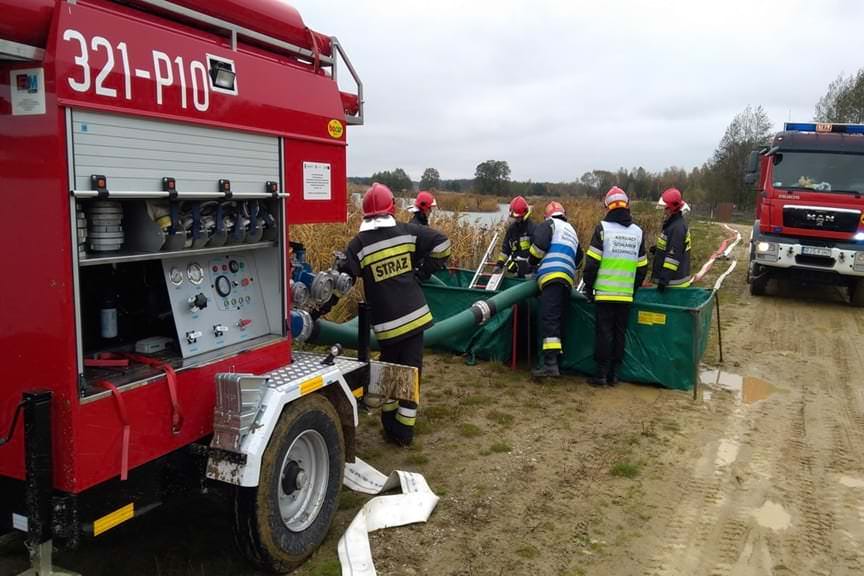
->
339, 183, 450, 446
582, 187, 649, 387
494, 196, 536, 277
408, 190, 437, 226
652, 187, 692, 291
528, 201, 583, 377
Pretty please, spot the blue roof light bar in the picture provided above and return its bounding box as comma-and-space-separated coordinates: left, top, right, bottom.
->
785, 122, 864, 134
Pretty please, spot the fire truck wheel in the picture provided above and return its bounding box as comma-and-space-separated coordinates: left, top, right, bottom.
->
749, 263, 768, 296
234, 394, 344, 573
850, 278, 864, 307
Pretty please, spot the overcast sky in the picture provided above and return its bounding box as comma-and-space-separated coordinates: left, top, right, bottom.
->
294, 0, 864, 182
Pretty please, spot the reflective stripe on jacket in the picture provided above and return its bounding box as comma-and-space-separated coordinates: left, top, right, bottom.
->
496, 219, 536, 265
344, 222, 449, 342
535, 218, 580, 289
652, 212, 691, 288
594, 221, 645, 303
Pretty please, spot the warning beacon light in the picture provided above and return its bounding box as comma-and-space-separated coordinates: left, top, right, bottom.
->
784, 122, 864, 134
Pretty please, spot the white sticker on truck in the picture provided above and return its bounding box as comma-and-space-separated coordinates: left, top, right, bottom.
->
303, 161, 332, 201
12, 513, 28, 532
10, 68, 46, 116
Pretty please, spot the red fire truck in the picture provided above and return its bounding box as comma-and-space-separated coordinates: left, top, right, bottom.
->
0, 1, 410, 573
746, 122, 864, 305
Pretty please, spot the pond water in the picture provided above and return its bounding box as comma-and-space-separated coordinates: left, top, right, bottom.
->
351, 193, 510, 228
436, 203, 510, 227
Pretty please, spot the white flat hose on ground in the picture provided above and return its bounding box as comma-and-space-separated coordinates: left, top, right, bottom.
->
694, 223, 742, 282
339, 458, 439, 576
721, 224, 742, 257
713, 259, 738, 291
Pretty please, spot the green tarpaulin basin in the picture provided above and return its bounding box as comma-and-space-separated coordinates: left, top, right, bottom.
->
423, 269, 715, 391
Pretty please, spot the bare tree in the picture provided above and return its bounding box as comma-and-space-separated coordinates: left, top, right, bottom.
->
815, 70, 864, 124
709, 105, 773, 207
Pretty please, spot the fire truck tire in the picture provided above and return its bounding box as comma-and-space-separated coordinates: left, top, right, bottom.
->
749, 263, 768, 296
234, 394, 344, 573
850, 278, 864, 307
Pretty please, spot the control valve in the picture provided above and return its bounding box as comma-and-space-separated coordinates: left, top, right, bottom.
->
188, 293, 208, 312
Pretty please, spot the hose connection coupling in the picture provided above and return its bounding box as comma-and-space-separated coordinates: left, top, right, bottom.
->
471, 299, 496, 325
290, 309, 314, 342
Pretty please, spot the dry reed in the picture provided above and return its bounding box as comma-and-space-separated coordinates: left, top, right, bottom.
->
434, 191, 500, 212
290, 194, 662, 322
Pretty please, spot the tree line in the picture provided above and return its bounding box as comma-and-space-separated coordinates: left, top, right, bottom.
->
357, 67, 864, 209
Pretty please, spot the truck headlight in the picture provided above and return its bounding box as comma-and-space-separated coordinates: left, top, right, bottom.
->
855, 251, 864, 272
755, 241, 779, 261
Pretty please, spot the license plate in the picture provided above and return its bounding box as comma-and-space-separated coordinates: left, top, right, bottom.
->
802, 246, 832, 257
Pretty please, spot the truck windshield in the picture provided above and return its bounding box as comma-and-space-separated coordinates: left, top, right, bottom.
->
772, 151, 864, 194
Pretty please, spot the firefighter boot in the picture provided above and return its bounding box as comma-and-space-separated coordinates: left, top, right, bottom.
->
607, 365, 620, 386
588, 364, 609, 387
387, 403, 416, 447
381, 400, 398, 438
532, 352, 560, 378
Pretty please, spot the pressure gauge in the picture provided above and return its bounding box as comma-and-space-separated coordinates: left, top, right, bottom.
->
168, 267, 184, 286
187, 262, 205, 285
215, 275, 232, 298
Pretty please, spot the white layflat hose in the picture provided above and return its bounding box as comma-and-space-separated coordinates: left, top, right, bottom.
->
339, 458, 439, 576
693, 223, 742, 282
721, 223, 742, 257
711, 224, 741, 291
713, 258, 738, 291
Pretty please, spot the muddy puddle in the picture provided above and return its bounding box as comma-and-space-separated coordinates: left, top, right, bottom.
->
700, 369, 777, 404
752, 500, 792, 530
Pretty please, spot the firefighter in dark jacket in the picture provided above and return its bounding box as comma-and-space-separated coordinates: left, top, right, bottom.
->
494, 196, 536, 277
582, 187, 649, 387
528, 201, 583, 377
340, 183, 451, 445
408, 190, 436, 226
652, 188, 692, 290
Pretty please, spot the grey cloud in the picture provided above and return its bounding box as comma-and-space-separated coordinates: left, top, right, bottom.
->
295, 0, 864, 181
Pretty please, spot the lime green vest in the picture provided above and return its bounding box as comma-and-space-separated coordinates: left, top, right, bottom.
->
596, 221, 643, 303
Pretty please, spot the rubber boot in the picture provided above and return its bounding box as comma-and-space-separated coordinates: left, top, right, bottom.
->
607, 366, 619, 386
532, 352, 560, 377
381, 400, 397, 438
388, 422, 414, 447
588, 364, 609, 387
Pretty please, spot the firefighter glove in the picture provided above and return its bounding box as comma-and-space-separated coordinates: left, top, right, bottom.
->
332, 250, 348, 272
506, 260, 519, 274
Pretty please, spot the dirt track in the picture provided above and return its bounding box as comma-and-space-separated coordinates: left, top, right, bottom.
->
2, 224, 863, 576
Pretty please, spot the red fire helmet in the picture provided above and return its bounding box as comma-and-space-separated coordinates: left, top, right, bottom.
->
509, 196, 530, 219
410, 190, 437, 213
544, 201, 565, 219
362, 183, 395, 218
659, 188, 685, 213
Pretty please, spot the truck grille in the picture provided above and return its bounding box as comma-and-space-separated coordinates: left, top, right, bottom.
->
783, 206, 860, 233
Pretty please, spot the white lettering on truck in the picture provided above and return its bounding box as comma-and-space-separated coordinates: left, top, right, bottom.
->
61, 28, 217, 112
152, 51, 173, 106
